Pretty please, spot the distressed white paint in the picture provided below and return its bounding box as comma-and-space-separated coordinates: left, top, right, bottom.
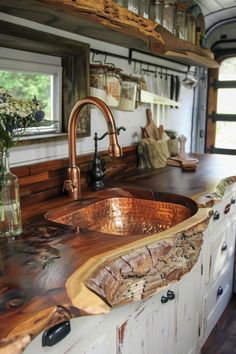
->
25, 262, 202, 354
199, 183, 236, 346
116, 286, 178, 354
23, 184, 236, 354
176, 263, 201, 354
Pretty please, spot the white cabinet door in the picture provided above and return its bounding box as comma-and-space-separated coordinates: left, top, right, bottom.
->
176, 261, 201, 354
25, 269, 202, 354
118, 287, 177, 354
202, 262, 234, 343
25, 289, 176, 354
25, 314, 117, 354
200, 186, 236, 347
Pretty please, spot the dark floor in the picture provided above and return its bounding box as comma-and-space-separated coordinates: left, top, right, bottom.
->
201, 295, 236, 354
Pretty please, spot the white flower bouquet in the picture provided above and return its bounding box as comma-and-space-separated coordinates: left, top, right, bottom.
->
0, 87, 51, 152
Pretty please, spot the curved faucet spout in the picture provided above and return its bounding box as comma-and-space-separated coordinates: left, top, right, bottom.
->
65, 96, 122, 200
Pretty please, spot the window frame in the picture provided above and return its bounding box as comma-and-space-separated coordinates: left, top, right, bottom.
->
0, 46, 63, 135
206, 54, 236, 154
0, 19, 90, 145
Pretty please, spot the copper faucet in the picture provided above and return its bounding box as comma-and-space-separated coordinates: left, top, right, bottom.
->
64, 96, 122, 200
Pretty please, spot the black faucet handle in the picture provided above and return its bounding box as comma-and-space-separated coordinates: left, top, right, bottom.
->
94, 131, 109, 141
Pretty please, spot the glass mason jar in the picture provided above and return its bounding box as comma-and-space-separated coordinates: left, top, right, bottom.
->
127, 0, 139, 14
174, 3, 187, 40
149, 0, 164, 25
0, 150, 22, 237
115, 0, 128, 7
105, 67, 122, 107
90, 64, 107, 102
118, 75, 138, 111
163, 0, 176, 33
139, 0, 150, 19
186, 12, 196, 44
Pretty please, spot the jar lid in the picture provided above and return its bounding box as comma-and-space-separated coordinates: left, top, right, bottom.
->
106, 66, 122, 72
151, 0, 164, 4
90, 64, 109, 71
165, 130, 178, 139
121, 74, 140, 82
151, 0, 163, 5
175, 2, 188, 11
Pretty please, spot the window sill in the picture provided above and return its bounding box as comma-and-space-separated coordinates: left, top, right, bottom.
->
17, 132, 69, 147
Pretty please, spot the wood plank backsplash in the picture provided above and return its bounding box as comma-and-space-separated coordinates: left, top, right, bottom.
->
11, 146, 137, 207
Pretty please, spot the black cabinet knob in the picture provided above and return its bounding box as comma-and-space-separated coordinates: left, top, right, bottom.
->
221, 242, 227, 252
42, 321, 71, 347
217, 286, 223, 296
231, 197, 236, 204
161, 296, 169, 304
224, 203, 231, 214
213, 211, 220, 220
167, 290, 175, 300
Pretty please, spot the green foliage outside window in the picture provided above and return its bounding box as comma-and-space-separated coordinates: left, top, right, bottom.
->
0, 71, 51, 119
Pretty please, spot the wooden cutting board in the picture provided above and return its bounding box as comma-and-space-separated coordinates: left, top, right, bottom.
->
167, 156, 199, 171
142, 109, 163, 140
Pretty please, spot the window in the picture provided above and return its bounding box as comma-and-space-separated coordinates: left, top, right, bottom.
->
0, 47, 62, 136
207, 57, 236, 154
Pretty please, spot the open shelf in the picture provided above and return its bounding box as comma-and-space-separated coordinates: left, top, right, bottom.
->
0, 0, 219, 68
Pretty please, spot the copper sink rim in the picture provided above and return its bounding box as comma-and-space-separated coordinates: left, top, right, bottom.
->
46, 196, 196, 237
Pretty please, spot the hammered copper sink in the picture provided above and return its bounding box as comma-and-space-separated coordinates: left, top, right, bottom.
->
46, 196, 195, 236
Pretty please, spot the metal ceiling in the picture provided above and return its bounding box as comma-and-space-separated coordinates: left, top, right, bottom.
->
196, 0, 236, 50
196, 0, 236, 16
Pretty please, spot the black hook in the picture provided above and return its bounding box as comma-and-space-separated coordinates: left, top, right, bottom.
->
160, 67, 163, 79
104, 53, 115, 68
155, 66, 158, 78
139, 62, 143, 75
92, 52, 102, 65
165, 68, 168, 80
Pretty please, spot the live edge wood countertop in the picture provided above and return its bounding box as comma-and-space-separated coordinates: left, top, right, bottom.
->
1, 153, 236, 348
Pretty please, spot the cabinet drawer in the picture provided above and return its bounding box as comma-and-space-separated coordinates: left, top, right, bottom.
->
207, 193, 236, 237
202, 264, 234, 343
209, 223, 235, 285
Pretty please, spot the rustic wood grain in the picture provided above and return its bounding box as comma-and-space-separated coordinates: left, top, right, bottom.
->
30, 159, 66, 175
0, 186, 211, 347
85, 213, 208, 306
62, 54, 90, 136
11, 166, 30, 178
0, 0, 218, 68
18, 172, 49, 187
206, 68, 219, 152
0, 154, 236, 350
65, 205, 211, 311
13, 145, 137, 204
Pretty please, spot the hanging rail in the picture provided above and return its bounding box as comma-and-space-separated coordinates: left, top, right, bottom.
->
90, 48, 188, 76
